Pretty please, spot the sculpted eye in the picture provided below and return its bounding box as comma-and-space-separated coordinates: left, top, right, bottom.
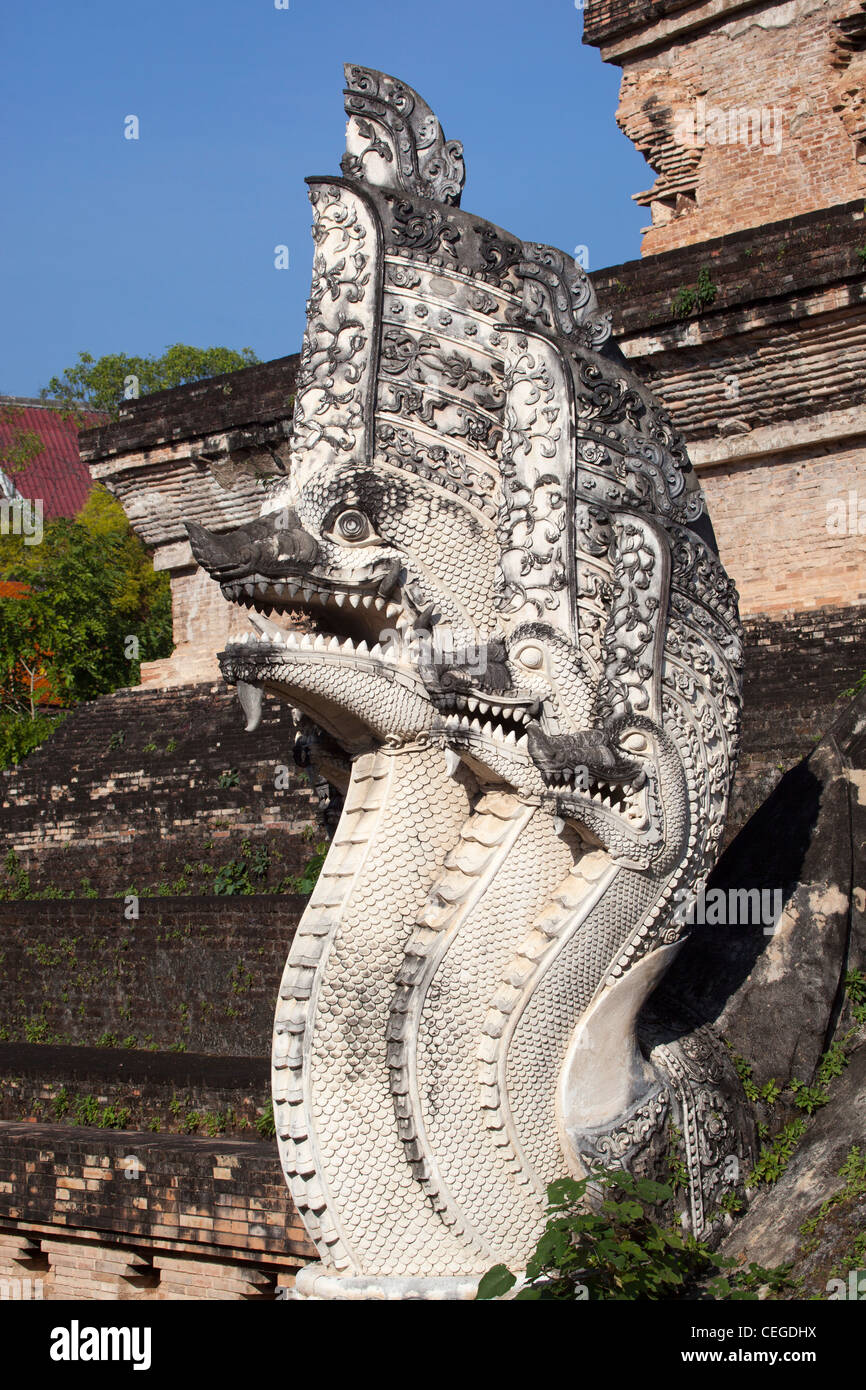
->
327, 508, 379, 545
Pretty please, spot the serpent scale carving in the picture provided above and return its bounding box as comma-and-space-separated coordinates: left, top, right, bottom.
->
186, 66, 748, 1299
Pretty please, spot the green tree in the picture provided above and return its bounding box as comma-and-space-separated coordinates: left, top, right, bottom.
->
41, 343, 260, 418
0, 487, 172, 766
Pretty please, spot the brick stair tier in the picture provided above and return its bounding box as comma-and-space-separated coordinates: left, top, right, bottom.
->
0, 1122, 315, 1299
0, 682, 321, 896
0, 1043, 272, 1139
0, 895, 302, 1056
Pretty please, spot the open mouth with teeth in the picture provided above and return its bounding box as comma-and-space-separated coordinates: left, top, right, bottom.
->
540, 767, 650, 830
221, 573, 407, 655
218, 574, 651, 832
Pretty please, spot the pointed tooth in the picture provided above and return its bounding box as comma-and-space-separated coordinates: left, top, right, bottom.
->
313, 634, 327, 651
284, 632, 298, 648
516, 734, 529, 751
470, 718, 482, 733
356, 640, 369, 656
349, 594, 361, 608
554, 816, 566, 836
503, 729, 516, 746
327, 636, 340, 653
373, 597, 386, 612
480, 721, 493, 739
301, 587, 313, 603
256, 581, 269, 596
369, 643, 382, 659
443, 749, 461, 777
467, 698, 478, 713
243, 581, 255, 597
361, 595, 374, 609
386, 603, 401, 618
340, 638, 354, 653
274, 582, 286, 597
335, 592, 347, 608
478, 701, 490, 715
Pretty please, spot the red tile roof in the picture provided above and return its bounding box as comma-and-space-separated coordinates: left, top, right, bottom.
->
0, 398, 107, 520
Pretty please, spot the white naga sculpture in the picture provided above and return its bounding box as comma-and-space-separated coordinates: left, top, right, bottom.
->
187, 67, 748, 1299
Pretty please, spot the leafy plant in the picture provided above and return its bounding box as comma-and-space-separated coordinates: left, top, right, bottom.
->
671, 267, 718, 320
800, 1146, 866, 1240
746, 1119, 807, 1186
256, 1099, 276, 1140
791, 1039, 850, 1114
845, 969, 866, 1025
218, 769, 240, 788
213, 859, 251, 895
476, 1168, 789, 1300
278, 842, 328, 895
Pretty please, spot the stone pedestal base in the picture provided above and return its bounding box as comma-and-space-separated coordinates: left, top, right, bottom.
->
289, 1266, 480, 1301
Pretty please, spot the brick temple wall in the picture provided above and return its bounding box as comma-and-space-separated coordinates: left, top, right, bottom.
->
0, 683, 320, 896
0, 1124, 314, 1300
593, 201, 866, 617
584, 0, 866, 255
0, 897, 300, 1056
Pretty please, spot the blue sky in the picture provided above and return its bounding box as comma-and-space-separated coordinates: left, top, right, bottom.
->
1, 0, 650, 397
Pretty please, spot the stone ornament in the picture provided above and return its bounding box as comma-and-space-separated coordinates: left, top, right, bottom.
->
185, 67, 746, 1299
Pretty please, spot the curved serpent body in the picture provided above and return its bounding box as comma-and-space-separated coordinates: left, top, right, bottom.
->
187, 67, 747, 1298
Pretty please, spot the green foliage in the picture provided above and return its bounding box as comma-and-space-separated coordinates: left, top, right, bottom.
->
70, 1094, 130, 1129
845, 969, 866, 1025
213, 843, 262, 896
671, 267, 718, 320
0, 710, 66, 767
217, 768, 240, 788
746, 1119, 807, 1187
800, 1146, 866, 1241
277, 842, 328, 895
792, 1039, 850, 1114
476, 1168, 790, 1301
840, 670, 866, 699
256, 1098, 276, 1140
0, 488, 172, 765
41, 344, 260, 418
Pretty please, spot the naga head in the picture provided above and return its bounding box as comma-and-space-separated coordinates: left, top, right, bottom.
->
187, 62, 742, 878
